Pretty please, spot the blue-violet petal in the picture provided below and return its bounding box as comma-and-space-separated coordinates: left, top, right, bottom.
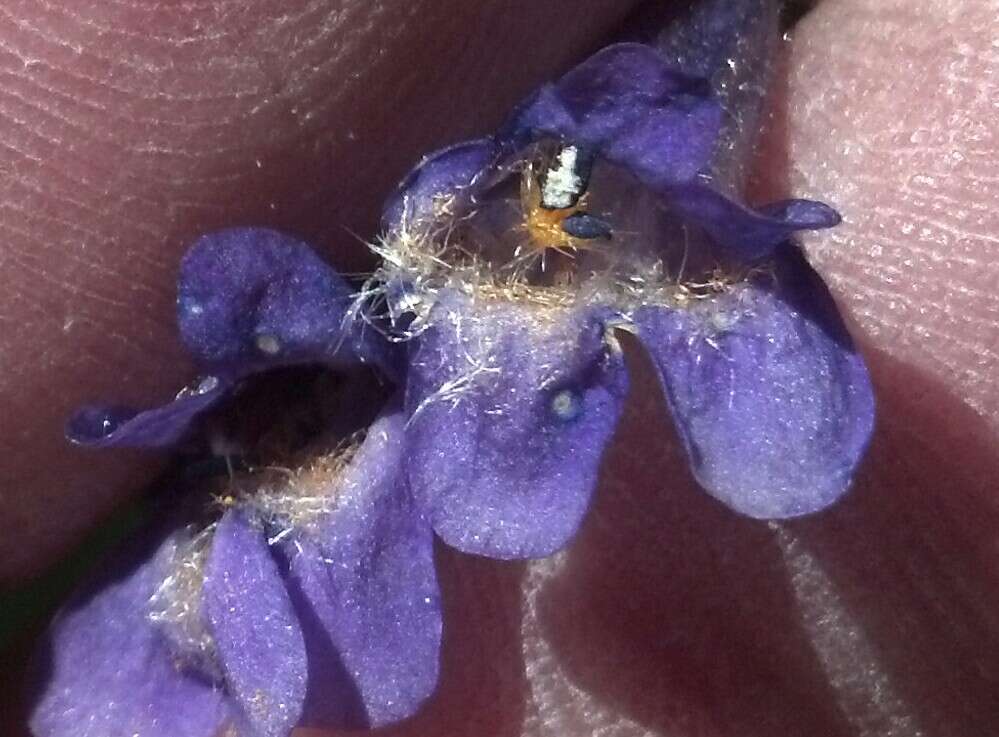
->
279, 407, 441, 729
382, 139, 498, 232
501, 43, 721, 185
178, 227, 377, 374
203, 509, 308, 737
29, 532, 234, 737
666, 182, 842, 259
405, 292, 628, 558
66, 377, 230, 448
634, 245, 874, 518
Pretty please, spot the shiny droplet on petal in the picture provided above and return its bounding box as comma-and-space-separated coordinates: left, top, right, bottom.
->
176, 375, 221, 399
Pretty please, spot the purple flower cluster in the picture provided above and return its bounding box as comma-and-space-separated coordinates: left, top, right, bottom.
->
30, 13, 874, 737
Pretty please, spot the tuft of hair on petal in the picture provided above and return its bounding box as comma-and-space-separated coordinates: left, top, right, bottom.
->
218, 429, 368, 543
146, 523, 222, 678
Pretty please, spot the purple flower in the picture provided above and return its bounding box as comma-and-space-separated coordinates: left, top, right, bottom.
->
33, 228, 441, 737
37, 403, 441, 737
31, 14, 874, 737
377, 41, 873, 528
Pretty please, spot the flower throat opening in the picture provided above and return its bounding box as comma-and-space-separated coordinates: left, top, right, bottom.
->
384, 142, 756, 312
146, 365, 386, 675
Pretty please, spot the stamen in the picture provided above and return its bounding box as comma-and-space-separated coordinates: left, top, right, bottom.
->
561, 212, 613, 240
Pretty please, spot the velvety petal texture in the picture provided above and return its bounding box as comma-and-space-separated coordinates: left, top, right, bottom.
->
39, 410, 442, 737
29, 532, 234, 737
634, 246, 875, 518
278, 409, 441, 729
503, 43, 722, 186
203, 509, 308, 737
178, 227, 379, 373
665, 183, 842, 259
67, 227, 389, 450
384, 44, 721, 231
655, 0, 781, 187
506, 43, 840, 254
404, 292, 628, 558
382, 139, 498, 232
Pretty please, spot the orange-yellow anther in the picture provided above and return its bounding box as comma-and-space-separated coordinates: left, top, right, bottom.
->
520, 165, 585, 255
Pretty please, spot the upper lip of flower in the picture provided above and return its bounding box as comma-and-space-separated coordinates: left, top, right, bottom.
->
384, 43, 841, 263
36, 35, 875, 737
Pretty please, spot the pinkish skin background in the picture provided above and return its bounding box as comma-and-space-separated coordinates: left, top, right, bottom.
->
1, 0, 998, 735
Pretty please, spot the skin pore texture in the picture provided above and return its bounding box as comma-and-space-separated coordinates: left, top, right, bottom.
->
2, 0, 998, 735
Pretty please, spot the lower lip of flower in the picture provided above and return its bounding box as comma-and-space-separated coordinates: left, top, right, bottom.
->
144, 365, 386, 675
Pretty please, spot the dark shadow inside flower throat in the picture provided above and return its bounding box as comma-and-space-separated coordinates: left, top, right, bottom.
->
142, 364, 392, 685
199, 365, 388, 470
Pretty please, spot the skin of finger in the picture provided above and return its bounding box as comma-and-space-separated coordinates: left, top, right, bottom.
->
294, 2, 999, 736
0, 0, 642, 582
786, 0, 999, 429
